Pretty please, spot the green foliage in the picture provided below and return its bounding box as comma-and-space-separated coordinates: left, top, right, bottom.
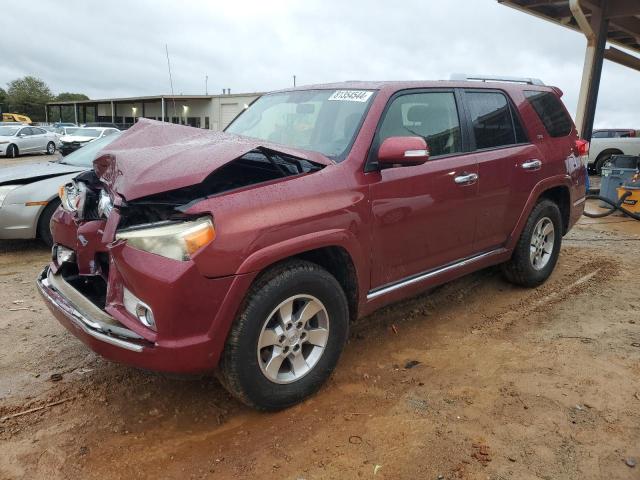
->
0, 87, 7, 113
5, 76, 54, 122
56, 92, 90, 102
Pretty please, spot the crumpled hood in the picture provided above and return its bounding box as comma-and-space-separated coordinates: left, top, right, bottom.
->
94, 118, 333, 201
0, 161, 85, 186
61, 135, 95, 143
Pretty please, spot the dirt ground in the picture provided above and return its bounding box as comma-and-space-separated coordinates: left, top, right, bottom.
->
0, 168, 639, 479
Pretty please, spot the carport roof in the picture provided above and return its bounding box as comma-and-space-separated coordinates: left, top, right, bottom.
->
499, 0, 640, 56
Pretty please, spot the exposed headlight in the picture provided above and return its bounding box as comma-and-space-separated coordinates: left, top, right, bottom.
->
0, 185, 22, 208
115, 217, 215, 261
58, 182, 80, 213
97, 189, 113, 218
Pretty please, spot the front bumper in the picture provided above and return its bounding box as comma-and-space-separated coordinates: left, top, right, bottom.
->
37, 266, 148, 352
59, 143, 87, 155
0, 202, 41, 239
41, 209, 257, 373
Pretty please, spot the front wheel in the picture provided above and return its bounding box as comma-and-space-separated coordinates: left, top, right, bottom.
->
46, 142, 56, 155
6, 144, 18, 158
219, 260, 349, 410
502, 199, 562, 288
37, 199, 61, 247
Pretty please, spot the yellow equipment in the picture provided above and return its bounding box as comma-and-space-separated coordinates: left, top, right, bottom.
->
2, 113, 32, 124
617, 186, 640, 214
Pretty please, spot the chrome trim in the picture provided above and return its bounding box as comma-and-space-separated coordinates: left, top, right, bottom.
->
454, 173, 479, 184
521, 159, 542, 170
37, 267, 145, 352
573, 196, 586, 206
367, 249, 506, 301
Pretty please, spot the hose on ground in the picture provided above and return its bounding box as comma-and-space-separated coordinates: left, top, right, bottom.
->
583, 190, 640, 220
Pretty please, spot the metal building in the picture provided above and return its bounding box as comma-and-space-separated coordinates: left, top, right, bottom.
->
499, 0, 640, 140
46, 92, 262, 130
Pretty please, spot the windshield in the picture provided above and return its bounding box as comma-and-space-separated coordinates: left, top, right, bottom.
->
0, 126, 20, 136
225, 89, 375, 160
64, 128, 101, 138
60, 131, 122, 167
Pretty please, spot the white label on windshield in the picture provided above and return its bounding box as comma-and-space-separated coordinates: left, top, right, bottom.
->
328, 90, 373, 102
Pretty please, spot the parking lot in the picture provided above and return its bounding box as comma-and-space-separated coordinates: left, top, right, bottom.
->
0, 155, 638, 479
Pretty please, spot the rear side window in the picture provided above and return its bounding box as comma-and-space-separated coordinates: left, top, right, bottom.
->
378, 91, 463, 157
524, 90, 572, 137
466, 91, 526, 149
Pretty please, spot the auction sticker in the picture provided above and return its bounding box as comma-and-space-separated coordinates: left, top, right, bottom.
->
328, 90, 373, 102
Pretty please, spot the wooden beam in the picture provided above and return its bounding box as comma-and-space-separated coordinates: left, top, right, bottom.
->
604, 46, 640, 72
605, 0, 640, 19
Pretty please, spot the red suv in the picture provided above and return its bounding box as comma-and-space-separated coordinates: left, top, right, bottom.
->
38, 80, 587, 410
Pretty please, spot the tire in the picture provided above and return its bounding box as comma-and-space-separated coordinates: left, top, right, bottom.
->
46, 142, 56, 155
219, 260, 349, 410
501, 199, 562, 288
37, 199, 61, 247
5, 144, 18, 158
594, 152, 616, 175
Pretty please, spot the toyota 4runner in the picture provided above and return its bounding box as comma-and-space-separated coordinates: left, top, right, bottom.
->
38, 79, 587, 410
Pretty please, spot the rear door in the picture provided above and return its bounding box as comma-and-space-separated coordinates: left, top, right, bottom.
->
369, 89, 479, 288
459, 89, 545, 252
31, 127, 48, 151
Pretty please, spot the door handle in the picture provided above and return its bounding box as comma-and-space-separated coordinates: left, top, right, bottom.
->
522, 159, 542, 170
454, 173, 478, 184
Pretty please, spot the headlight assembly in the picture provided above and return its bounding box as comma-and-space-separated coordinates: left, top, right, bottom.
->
58, 182, 82, 212
115, 217, 215, 261
0, 185, 22, 208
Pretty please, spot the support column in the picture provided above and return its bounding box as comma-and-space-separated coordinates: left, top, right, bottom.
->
573, 0, 608, 141
111, 101, 115, 123
74, 103, 78, 125
45, 105, 49, 123
161, 97, 165, 122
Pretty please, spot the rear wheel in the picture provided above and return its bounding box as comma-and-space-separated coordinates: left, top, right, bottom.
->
594, 151, 617, 175
219, 260, 349, 410
502, 199, 562, 288
37, 199, 61, 247
46, 142, 56, 155
5, 144, 18, 158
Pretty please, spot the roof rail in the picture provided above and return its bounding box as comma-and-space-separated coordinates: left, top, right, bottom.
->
450, 74, 545, 86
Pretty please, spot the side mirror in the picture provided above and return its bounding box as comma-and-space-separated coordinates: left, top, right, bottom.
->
378, 136, 430, 167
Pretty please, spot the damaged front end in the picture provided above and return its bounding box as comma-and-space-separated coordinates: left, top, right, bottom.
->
40, 122, 329, 372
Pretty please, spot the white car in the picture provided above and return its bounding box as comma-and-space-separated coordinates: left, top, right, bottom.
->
0, 125, 60, 158
589, 136, 640, 174
59, 127, 120, 156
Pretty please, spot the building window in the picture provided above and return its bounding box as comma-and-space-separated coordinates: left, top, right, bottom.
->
205, 117, 210, 129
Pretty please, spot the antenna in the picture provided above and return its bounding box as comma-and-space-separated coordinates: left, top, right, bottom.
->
165, 44, 177, 119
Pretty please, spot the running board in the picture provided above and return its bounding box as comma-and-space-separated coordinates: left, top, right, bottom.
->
366, 248, 507, 301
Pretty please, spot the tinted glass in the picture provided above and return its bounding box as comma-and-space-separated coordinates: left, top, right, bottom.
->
592, 131, 608, 138
378, 92, 462, 157
524, 90, 572, 137
466, 91, 518, 149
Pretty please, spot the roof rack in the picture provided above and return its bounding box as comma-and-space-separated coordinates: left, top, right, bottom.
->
450, 74, 545, 86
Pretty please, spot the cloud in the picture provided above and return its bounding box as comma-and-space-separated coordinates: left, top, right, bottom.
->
0, 0, 637, 127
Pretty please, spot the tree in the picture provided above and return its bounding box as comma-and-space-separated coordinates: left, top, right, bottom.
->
56, 92, 89, 102
0, 87, 6, 114
6, 76, 54, 122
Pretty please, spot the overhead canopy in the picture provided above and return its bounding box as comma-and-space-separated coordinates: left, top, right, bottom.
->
499, 0, 640, 55
499, 0, 640, 139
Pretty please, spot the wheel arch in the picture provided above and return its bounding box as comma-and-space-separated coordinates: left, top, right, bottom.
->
506, 176, 573, 250
595, 148, 623, 162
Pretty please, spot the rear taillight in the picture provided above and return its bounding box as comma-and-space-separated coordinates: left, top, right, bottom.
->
576, 139, 589, 156
576, 139, 589, 166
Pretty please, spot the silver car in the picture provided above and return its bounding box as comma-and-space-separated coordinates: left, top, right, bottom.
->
0, 125, 60, 158
0, 132, 122, 245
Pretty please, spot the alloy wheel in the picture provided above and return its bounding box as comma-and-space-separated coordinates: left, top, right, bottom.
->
257, 294, 330, 384
530, 217, 555, 270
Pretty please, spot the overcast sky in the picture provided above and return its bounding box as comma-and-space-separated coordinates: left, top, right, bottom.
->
2, 0, 637, 127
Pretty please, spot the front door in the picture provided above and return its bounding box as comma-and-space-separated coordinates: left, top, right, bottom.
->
368, 90, 478, 289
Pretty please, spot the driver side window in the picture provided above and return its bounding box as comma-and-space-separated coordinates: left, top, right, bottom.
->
378, 92, 462, 157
